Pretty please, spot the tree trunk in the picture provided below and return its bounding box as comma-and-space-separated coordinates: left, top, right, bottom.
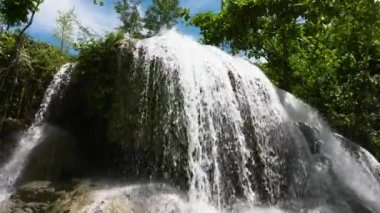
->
60, 27, 65, 53
0, 0, 43, 130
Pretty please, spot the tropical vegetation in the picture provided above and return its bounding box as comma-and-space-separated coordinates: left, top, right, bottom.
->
192, 0, 380, 158
0, 0, 379, 160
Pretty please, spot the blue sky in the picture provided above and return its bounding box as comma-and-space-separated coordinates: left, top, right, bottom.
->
28, 0, 221, 46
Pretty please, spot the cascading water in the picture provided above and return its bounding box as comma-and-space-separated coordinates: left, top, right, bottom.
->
0, 30, 378, 213
0, 63, 74, 202
277, 90, 380, 212
109, 30, 378, 212
132, 31, 311, 209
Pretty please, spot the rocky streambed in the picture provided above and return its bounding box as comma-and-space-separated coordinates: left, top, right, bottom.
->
0, 180, 196, 213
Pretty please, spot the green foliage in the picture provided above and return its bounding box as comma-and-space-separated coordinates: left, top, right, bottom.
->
114, 0, 184, 37
192, 0, 380, 159
144, 0, 182, 36
0, 0, 43, 28
115, 0, 143, 38
0, 32, 69, 128
178, 7, 191, 22
75, 31, 125, 115
75, 20, 99, 44
0, 10, 5, 30
73, 33, 189, 186
93, 0, 104, 6
54, 8, 77, 53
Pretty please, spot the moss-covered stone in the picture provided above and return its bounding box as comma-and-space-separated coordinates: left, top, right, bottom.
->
0, 119, 26, 136
2, 181, 180, 213
0, 118, 26, 164
17, 125, 89, 185
49, 34, 189, 190
2, 180, 93, 213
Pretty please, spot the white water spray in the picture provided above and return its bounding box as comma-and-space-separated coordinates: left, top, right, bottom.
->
278, 89, 380, 212
1, 30, 377, 213
136, 31, 266, 207
0, 63, 73, 202
133, 30, 380, 212
78, 183, 285, 213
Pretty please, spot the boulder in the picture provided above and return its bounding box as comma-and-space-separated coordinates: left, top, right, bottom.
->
2, 180, 92, 213
17, 124, 89, 185
0, 118, 27, 164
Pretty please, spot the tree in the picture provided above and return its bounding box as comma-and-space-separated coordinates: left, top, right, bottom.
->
54, 8, 77, 53
0, 0, 44, 75
144, 0, 182, 36
75, 20, 99, 44
193, 0, 311, 90
114, 0, 184, 38
0, 0, 42, 29
0, 0, 69, 131
0, 12, 5, 31
93, 0, 104, 6
114, 0, 143, 38
191, 0, 380, 159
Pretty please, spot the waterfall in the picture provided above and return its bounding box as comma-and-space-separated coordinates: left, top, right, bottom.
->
134, 30, 307, 208
127, 30, 380, 212
278, 89, 380, 212
0, 30, 378, 213
0, 63, 74, 202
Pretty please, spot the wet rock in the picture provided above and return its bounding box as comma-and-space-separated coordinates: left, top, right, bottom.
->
2, 180, 94, 213
4, 181, 66, 213
2, 181, 173, 213
17, 125, 89, 185
297, 122, 322, 154
0, 118, 27, 136
13, 181, 61, 203
0, 118, 27, 164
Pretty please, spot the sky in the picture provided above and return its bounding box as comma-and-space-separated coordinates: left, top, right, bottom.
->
28, 0, 221, 46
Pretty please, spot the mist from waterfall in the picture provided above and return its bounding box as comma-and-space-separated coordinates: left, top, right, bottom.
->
0, 63, 74, 202
0, 30, 378, 213
129, 30, 380, 212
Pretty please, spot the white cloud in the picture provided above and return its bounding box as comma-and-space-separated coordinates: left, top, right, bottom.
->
31, 0, 121, 36
28, 0, 219, 42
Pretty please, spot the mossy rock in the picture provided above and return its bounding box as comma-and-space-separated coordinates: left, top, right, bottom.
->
11, 181, 62, 203
0, 118, 27, 136
17, 124, 89, 185
2, 180, 93, 213
0, 118, 27, 165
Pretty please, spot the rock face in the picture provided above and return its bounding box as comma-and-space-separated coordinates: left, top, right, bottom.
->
30, 32, 380, 212
17, 125, 89, 185
49, 39, 189, 188
1, 32, 379, 213
0, 118, 27, 164
2, 180, 90, 213
1, 181, 186, 213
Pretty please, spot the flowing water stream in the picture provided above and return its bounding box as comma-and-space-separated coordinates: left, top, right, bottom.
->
123, 30, 379, 212
0, 31, 379, 213
0, 63, 74, 202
